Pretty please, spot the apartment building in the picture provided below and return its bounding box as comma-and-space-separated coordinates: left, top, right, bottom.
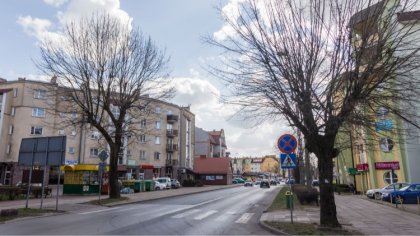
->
0, 77, 195, 185
336, 1, 420, 192
194, 128, 227, 158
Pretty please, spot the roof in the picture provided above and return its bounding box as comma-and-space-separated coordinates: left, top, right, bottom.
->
194, 157, 232, 174
397, 10, 420, 23
348, 1, 384, 27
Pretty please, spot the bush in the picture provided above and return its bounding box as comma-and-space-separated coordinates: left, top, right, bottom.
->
293, 184, 319, 206
0, 187, 22, 200
0, 209, 18, 217
334, 184, 350, 193
182, 179, 203, 187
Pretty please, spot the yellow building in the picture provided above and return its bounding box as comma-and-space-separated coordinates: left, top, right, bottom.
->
260, 155, 279, 174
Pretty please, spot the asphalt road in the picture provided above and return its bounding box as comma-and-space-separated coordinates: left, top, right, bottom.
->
0, 185, 281, 235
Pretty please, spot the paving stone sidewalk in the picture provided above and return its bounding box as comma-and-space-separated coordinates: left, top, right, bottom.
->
261, 194, 420, 235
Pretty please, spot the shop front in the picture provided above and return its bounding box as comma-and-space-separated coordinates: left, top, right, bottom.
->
60, 164, 109, 195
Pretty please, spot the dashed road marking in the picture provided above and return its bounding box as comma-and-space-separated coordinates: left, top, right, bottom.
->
235, 213, 254, 224
193, 210, 218, 220
172, 209, 201, 219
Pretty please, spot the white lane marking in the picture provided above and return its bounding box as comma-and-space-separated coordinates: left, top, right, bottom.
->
214, 211, 236, 222
172, 209, 201, 219
235, 213, 254, 224
79, 207, 121, 215
194, 210, 218, 220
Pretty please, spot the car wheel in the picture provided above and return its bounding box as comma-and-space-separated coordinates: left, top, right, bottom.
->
375, 192, 382, 200
396, 195, 404, 204
155, 187, 159, 191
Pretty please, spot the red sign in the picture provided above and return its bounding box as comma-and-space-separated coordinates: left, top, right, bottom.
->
375, 162, 400, 170
356, 163, 369, 171
277, 134, 297, 153
140, 165, 154, 169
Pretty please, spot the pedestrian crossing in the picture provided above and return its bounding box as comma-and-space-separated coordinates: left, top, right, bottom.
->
171, 209, 255, 224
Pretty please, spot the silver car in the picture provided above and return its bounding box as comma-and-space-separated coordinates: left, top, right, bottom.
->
366, 182, 410, 200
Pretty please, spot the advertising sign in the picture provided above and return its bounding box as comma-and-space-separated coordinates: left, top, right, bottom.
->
375, 161, 400, 170
356, 163, 369, 171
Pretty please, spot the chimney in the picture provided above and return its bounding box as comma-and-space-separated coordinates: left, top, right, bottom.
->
50, 76, 57, 84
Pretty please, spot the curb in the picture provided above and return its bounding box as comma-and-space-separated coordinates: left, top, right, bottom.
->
259, 219, 290, 235
99, 184, 242, 207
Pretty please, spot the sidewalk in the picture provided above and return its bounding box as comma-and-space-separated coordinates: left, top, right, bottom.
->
0, 184, 241, 212
260, 194, 420, 235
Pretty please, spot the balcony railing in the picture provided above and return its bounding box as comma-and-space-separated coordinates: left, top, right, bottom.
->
166, 129, 178, 137
166, 144, 178, 152
167, 114, 179, 123
165, 159, 179, 166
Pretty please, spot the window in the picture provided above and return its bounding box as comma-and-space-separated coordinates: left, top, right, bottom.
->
383, 171, 398, 184
127, 149, 132, 158
11, 107, 15, 116
140, 119, 146, 128
30, 126, 43, 135
6, 144, 11, 154
111, 106, 120, 117
155, 106, 161, 113
380, 138, 394, 153
71, 130, 76, 136
155, 121, 161, 129
34, 89, 47, 99
13, 88, 18, 97
68, 147, 75, 154
154, 152, 160, 160
155, 136, 160, 145
167, 110, 172, 115
90, 131, 100, 140
139, 135, 146, 143
90, 148, 99, 156
59, 112, 66, 118
139, 150, 146, 160
8, 125, 13, 135
58, 129, 65, 135
32, 107, 45, 117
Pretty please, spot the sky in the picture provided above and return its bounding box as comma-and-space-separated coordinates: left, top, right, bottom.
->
0, 0, 291, 157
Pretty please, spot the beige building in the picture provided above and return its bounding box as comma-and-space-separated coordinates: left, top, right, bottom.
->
0, 77, 195, 185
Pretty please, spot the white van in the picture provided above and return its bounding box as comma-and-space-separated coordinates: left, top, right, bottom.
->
156, 177, 171, 189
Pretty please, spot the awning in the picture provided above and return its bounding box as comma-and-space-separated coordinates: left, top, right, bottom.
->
60, 164, 109, 171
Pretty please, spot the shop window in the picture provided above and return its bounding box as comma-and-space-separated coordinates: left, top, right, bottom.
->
384, 171, 398, 184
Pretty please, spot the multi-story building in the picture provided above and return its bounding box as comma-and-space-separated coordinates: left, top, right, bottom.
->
336, 1, 420, 192
0, 77, 195, 185
194, 128, 227, 158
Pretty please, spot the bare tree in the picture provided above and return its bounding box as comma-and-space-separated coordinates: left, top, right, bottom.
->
208, 0, 420, 227
36, 13, 173, 198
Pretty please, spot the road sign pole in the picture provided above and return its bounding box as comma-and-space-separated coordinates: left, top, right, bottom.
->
289, 168, 293, 224
56, 166, 60, 211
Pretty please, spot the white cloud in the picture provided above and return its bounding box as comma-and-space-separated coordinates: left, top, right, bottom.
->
171, 77, 290, 157
18, 0, 132, 44
44, 0, 68, 7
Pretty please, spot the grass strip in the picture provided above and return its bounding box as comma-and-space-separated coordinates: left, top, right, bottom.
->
0, 208, 61, 223
87, 197, 129, 205
265, 221, 361, 235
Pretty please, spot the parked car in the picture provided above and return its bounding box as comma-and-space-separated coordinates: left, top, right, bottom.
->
255, 180, 261, 185
244, 180, 253, 187
156, 177, 171, 189
260, 179, 270, 188
154, 181, 167, 191
286, 179, 295, 184
233, 178, 246, 184
382, 183, 420, 204
171, 179, 181, 189
270, 180, 277, 186
366, 182, 409, 200
311, 179, 319, 187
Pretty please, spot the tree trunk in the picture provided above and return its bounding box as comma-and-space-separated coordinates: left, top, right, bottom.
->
109, 147, 121, 199
317, 147, 340, 227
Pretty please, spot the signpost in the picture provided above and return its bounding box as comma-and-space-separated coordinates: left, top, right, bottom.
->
278, 134, 297, 224
98, 150, 109, 203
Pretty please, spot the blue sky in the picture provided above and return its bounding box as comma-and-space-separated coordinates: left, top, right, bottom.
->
0, 0, 290, 157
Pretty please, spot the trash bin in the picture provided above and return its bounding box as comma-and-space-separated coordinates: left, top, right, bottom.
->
285, 191, 294, 209
145, 180, 155, 191
134, 181, 143, 193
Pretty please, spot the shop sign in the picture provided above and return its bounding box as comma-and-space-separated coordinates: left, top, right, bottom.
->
127, 160, 136, 166
375, 119, 394, 131
356, 163, 369, 171
140, 165, 154, 169
347, 167, 359, 175
375, 161, 400, 170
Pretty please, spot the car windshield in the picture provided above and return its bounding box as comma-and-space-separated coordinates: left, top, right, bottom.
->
158, 179, 165, 183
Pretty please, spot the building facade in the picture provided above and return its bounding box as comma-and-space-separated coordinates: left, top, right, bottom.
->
194, 128, 227, 158
0, 77, 195, 185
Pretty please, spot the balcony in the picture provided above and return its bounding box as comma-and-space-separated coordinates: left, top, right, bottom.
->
166, 129, 178, 137
167, 114, 179, 123
166, 144, 178, 152
165, 159, 179, 166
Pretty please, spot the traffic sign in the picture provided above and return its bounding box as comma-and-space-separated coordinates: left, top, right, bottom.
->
98, 150, 109, 162
277, 134, 297, 153
280, 153, 297, 169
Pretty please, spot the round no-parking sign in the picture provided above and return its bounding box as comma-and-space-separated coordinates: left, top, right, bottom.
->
277, 134, 297, 153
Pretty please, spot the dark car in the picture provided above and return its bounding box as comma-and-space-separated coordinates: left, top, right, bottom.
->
382, 183, 420, 204
260, 180, 270, 188
270, 180, 277, 186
